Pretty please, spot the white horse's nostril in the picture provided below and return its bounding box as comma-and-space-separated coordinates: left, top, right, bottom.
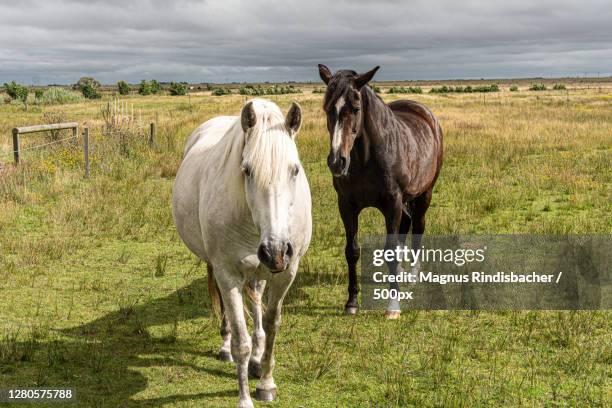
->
285, 242, 294, 258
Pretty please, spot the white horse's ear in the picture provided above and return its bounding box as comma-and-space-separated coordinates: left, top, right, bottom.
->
285, 102, 302, 138
241, 101, 257, 133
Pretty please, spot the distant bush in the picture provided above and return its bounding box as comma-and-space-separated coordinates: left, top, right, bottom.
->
530, 83, 547, 91
370, 84, 381, 93
239, 85, 301, 96
81, 83, 101, 99
74, 76, 101, 99
429, 84, 499, 94
150, 80, 161, 94
312, 87, 326, 94
138, 80, 151, 95
34, 89, 44, 99
38, 87, 83, 104
74, 76, 101, 91
388, 86, 422, 94
117, 80, 130, 95
3, 81, 28, 100
169, 82, 187, 96
552, 83, 566, 90
509, 85, 519, 92
3, 81, 29, 108
212, 87, 232, 96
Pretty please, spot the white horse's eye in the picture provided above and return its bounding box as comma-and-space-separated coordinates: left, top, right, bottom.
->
291, 166, 299, 177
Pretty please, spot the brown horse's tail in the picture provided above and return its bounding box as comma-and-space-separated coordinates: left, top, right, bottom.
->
207, 263, 222, 318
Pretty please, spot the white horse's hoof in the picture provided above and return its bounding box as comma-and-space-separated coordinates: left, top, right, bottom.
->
344, 306, 359, 315
385, 310, 401, 320
255, 387, 277, 401
248, 360, 262, 378
218, 350, 233, 362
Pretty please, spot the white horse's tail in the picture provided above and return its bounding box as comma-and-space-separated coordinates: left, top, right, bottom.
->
207, 263, 222, 317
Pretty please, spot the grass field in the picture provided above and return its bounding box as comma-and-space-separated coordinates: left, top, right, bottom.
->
0, 83, 611, 407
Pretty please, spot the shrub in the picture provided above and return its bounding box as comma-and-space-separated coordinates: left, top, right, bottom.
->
34, 89, 44, 100
429, 84, 499, 93
74, 76, 101, 91
388, 86, 422, 94
81, 83, 101, 99
530, 83, 547, 91
212, 87, 232, 96
509, 85, 519, 92
312, 87, 326, 94
74, 76, 101, 99
3, 81, 29, 108
238, 85, 262, 96
238, 84, 301, 96
169, 82, 187, 96
117, 81, 130, 95
150, 80, 161, 94
370, 84, 381, 93
553, 84, 566, 90
138, 80, 151, 95
38, 87, 83, 104
3, 81, 28, 101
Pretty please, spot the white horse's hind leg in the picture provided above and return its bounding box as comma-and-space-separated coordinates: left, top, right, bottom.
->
255, 266, 296, 401
247, 279, 266, 378
220, 284, 254, 408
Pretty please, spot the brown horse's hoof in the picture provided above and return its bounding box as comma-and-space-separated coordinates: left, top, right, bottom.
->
248, 360, 262, 378
218, 350, 233, 362
255, 387, 277, 401
344, 306, 359, 315
385, 310, 401, 320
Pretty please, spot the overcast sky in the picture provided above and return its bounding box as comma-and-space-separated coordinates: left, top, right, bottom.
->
1, 0, 611, 84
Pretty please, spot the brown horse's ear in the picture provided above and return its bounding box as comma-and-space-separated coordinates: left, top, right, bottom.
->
354, 66, 380, 89
285, 101, 302, 137
241, 101, 256, 132
318, 64, 332, 84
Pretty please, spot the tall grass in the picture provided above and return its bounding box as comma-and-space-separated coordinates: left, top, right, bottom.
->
37, 87, 83, 104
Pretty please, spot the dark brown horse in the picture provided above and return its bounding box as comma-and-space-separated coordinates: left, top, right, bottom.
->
318, 64, 443, 318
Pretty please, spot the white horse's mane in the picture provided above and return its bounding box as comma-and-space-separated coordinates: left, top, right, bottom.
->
212, 99, 300, 213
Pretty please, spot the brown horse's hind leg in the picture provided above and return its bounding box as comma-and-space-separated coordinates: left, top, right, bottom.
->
408, 189, 433, 293
410, 189, 433, 249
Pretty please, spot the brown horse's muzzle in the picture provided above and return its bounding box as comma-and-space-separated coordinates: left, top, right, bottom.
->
327, 151, 349, 177
257, 240, 293, 273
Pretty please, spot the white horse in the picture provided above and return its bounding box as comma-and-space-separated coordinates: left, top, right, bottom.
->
172, 99, 312, 408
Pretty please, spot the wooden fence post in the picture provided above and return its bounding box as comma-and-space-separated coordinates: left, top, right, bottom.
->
83, 127, 90, 179
12, 128, 20, 164
149, 122, 156, 147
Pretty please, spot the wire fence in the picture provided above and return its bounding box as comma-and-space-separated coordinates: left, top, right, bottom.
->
0, 122, 156, 165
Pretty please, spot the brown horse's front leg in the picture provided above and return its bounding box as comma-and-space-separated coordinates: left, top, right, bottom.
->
383, 195, 404, 319
338, 198, 361, 315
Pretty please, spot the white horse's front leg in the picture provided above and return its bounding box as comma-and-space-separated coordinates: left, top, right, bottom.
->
247, 279, 266, 378
219, 285, 253, 408
255, 266, 296, 401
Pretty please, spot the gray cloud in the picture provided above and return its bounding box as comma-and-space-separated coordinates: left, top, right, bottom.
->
1, 0, 611, 84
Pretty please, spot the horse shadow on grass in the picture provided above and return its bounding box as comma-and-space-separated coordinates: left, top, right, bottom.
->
2, 268, 331, 407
